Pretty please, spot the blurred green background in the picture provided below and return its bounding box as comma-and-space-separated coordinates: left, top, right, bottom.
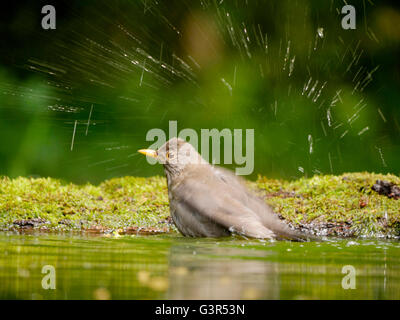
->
0, 0, 399, 184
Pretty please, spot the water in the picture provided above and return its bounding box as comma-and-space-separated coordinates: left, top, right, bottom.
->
1, 232, 399, 299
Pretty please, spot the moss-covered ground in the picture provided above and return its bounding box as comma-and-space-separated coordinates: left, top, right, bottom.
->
1, 172, 399, 238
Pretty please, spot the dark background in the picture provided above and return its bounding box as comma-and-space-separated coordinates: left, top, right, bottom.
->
0, 0, 399, 183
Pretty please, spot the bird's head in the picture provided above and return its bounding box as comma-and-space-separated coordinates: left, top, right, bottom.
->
138, 137, 206, 178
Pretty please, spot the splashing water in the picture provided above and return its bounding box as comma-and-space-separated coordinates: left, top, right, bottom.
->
0, 0, 395, 182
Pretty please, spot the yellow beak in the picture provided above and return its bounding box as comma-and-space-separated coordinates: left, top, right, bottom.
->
138, 149, 157, 158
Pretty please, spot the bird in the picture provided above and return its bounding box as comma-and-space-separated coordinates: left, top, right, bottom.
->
138, 137, 312, 241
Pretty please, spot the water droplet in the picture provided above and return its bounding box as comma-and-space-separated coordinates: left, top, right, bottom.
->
308, 134, 313, 154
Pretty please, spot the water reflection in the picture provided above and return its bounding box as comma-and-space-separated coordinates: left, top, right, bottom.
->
0, 233, 399, 299
167, 245, 279, 299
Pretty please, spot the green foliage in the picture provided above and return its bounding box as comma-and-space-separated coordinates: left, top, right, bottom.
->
0, 1, 399, 183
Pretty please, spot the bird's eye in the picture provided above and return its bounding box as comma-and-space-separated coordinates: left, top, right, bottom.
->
166, 152, 170, 159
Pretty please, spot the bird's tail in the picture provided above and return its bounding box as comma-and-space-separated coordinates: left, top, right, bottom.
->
273, 223, 320, 242
278, 230, 318, 242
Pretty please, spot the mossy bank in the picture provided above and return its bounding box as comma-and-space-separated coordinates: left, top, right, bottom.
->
1, 172, 400, 238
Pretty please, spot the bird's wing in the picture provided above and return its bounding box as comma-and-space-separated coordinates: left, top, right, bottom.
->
212, 166, 311, 241
172, 169, 276, 239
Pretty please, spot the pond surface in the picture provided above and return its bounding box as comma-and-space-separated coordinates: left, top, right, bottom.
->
1, 232, 399, 299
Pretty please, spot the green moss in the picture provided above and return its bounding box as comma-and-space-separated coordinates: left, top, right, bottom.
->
256, 172, 400, 238
1, 172, 399, 238
0, 176, 171, 234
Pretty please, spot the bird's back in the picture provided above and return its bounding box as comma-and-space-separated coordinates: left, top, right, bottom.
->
168, 164, 307, 240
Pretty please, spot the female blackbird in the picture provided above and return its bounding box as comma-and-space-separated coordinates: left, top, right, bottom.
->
139, 137, 311, 240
